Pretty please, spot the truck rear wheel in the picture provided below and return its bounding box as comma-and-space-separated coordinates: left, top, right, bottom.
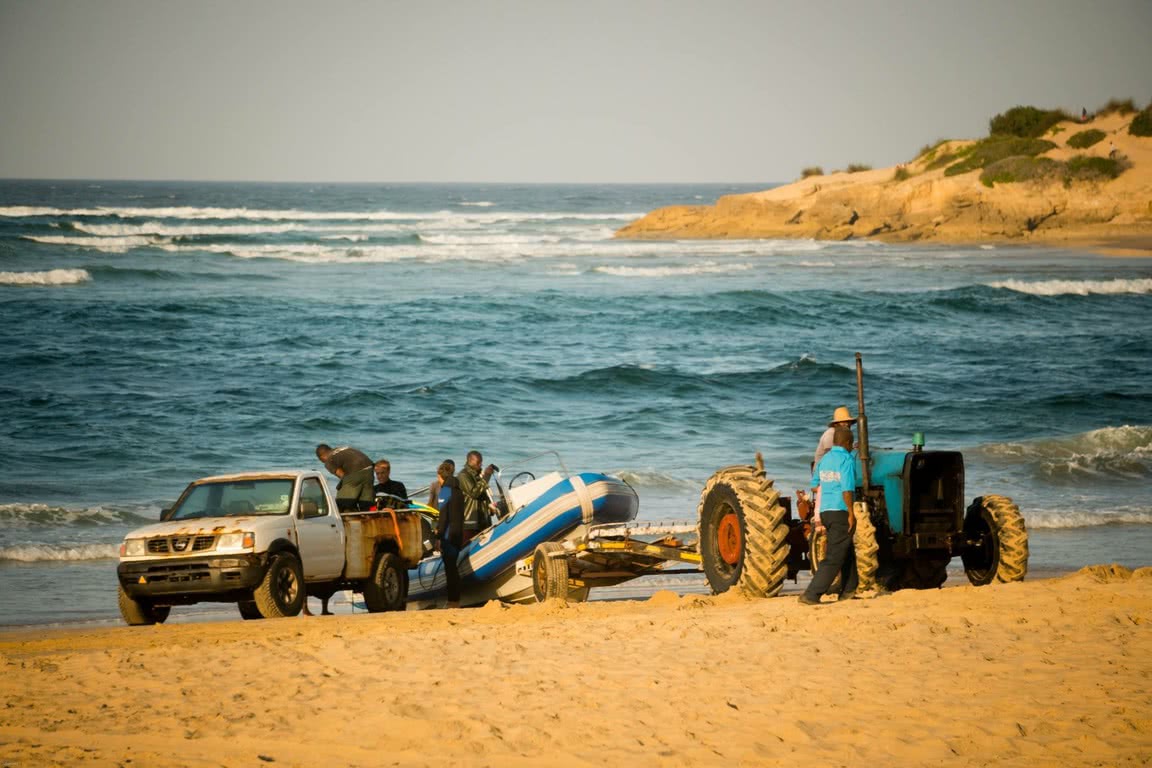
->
532, 542, 572, 602
962, 495, 1028, 585
253, 552, 306, 618
698, 465, 789, 597
364, 552, 408, 612
118, 585, 170, 626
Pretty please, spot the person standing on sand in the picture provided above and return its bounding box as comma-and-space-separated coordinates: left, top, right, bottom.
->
801, 427, 859, 605
315, 443, 374, 511
813, 406, 857, 468
457, 450, 496, 542
427, 459, 455, 509
434, 461, 465, 608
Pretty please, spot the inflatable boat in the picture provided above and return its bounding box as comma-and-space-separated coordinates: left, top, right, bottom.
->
407, 456, 638, 606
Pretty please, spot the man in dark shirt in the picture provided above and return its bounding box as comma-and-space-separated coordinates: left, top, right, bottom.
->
457, 450, 496, 542
315, 443, 374, 511
372, 459, 408, 506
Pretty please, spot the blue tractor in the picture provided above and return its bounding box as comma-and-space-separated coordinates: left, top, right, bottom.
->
697, 353, 1029, 596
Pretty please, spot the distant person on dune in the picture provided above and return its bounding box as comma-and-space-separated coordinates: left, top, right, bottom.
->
315, 443, 374, 511
813, 406, 857, 468
801, 427, 859, 606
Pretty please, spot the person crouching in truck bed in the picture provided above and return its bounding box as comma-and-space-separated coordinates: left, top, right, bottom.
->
315, 443, 375, 511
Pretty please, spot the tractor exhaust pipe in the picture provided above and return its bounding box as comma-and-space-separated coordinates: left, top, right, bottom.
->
855, 352, 872, 494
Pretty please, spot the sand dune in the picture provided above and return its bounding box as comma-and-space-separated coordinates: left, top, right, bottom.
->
617, 113, 1152, 252
1, 565, 1149, 767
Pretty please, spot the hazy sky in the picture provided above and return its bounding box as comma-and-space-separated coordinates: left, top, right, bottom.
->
1, 0, 1149, 183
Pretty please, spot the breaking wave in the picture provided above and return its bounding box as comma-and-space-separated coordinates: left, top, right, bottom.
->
0, 543, 118, 563
0, 268, 91, 286
593, 262, 756, 278
987, 278, 1152, 296
977, 425, 1152, 479
0, 204, 640, 222
0, 503, 153, 527
1025, 508, 1152, 529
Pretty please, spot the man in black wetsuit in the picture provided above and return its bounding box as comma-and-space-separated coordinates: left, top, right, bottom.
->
372, 459, 408, 506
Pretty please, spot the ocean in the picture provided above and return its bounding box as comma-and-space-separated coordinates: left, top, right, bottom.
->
1, 180, 1150, 627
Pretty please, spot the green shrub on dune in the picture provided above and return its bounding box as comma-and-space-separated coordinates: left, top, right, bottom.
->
846, 163, 872, 173
989, 106, 1070, 138
801, 166, 824, 179
893, 166, 912, 182
1097, 98, 1137, 116
944, 136, 1056, 176
1067, 129, 1106, 149
979, 156, 1060, 187
1130, 106, 1152, 137
1064, 154, 1128, 181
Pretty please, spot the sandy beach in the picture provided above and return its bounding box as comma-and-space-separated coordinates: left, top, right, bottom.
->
1, 565, 1149, 767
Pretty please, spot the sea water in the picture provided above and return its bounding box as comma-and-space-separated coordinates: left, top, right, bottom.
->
1, 180, 1150, 626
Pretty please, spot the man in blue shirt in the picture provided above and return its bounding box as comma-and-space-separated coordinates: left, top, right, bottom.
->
800, 427, 859, 605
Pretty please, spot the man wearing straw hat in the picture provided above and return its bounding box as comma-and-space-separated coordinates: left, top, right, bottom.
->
813, 406, 857, 468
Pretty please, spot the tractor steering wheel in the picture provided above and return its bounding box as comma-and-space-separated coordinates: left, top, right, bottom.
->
509, 471, 536, 489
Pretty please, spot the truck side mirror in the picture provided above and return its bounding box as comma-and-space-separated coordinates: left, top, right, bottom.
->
299, 500, 321, 518
160, 507, 171, 520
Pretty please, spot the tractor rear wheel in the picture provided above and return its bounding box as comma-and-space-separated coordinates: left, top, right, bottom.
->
900, 555, 949, 589
698, 465, 789, 597
962, 495, 1028, 585
809, 501, 878, 592
532, 542, 572, 602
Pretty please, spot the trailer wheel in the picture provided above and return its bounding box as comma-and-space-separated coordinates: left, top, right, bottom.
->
698, 465, 789, 598
238, 600, 263, 620
962, 495, 1028, 585
532, 542, 572, 602
253, 552, 306, 618
117, 585, 170, 626
364, 552, 408, 612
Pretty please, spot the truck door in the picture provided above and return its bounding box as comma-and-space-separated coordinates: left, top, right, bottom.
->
295, 477, 345, 580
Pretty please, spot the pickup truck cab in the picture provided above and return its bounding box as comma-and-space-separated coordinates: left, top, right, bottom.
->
116, 470, 424, 625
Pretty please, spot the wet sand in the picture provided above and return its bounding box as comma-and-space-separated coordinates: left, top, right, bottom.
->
1, 565, 1149, 767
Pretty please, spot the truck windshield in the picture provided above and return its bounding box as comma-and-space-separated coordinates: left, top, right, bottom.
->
168, 480, 294, 520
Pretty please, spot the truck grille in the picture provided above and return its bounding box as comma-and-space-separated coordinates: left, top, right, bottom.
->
146, 535, 216, 555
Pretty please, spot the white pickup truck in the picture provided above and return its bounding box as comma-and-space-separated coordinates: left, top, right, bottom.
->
116, 470, 426, 625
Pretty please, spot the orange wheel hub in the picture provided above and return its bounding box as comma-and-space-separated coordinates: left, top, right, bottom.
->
717, 511, 742, 566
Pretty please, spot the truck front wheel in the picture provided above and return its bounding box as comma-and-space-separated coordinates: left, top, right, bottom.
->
118, 585, 170, 626
253, 553, 306, 618
363, 552, 408, 612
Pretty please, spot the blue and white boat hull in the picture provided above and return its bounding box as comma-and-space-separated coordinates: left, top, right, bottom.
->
407, 471, 637, 606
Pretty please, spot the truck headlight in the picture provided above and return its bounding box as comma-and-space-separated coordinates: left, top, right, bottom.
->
216, 532, 255, 551
120, 538, 145, 557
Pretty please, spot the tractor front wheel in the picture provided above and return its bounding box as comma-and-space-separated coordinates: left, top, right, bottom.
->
962, 495, 1028, 585
698, 465, 789, 597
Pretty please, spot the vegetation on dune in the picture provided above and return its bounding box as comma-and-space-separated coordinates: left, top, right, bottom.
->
979, 156, 1061, 187
1130, 106, 1152, 137
1097, 98, 1137, 117
943, 137, 1056, 177
989, 106, 1071, 139
1064, 154, 1129, 181
800, 166, 824, 179
893, 166, 912, 182
980, 154, 1129, 188
846, 163, 872, 173
1067, 129, 1107, 149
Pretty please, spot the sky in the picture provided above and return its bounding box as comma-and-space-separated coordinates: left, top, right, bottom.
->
0, 0, 1149, 183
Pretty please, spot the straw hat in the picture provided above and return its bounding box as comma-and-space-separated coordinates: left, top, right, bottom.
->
829, 406, 856, 426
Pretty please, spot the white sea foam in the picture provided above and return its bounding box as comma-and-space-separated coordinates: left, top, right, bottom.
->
0, 503, 152, 526
73, 221, 305, 237
460, 201, 496, 207
593, 262, 756, 278
1025, 508, 1152, 529
0, 268, 91, 286
0, 543, 119, 563
22, 234, 159, 252
987, 278, 1152, 296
